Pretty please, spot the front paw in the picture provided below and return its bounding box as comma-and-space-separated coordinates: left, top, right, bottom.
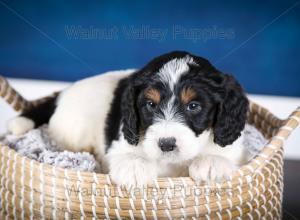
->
108, 153, 157, 188
189, 155, 236, 183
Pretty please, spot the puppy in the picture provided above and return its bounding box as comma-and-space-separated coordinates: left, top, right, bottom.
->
8, 51, 249, 187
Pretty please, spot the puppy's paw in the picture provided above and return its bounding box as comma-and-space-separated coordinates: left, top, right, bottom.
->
7, 116, 34, 135
109, 153, 157, 188
189, 155, 235, 183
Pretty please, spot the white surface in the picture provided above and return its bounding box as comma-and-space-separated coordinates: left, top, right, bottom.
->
1, 78, 299, 159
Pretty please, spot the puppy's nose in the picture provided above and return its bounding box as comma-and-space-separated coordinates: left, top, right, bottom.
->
159, 137, 177, 152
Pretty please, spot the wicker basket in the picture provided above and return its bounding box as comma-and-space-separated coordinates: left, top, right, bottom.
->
0, 76, 299, 219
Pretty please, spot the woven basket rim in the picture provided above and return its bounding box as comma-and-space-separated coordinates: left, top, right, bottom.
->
2, 75, 299, 219
1, 101, 299, 188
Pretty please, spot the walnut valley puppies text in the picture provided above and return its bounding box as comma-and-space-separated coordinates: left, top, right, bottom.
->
64, 25, 235, 42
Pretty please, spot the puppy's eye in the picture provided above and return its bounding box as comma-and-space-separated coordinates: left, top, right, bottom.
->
186, 101, 201, 112
146, 100, 157, 110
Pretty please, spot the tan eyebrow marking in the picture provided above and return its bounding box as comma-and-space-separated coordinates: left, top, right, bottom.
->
181, 87, 197, 104
145, 88, 161, 104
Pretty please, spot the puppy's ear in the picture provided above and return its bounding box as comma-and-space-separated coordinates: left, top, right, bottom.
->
121, 83, 139, 145
213, 74, 249, 147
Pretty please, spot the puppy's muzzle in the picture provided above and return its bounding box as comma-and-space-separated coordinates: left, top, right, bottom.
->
158, 137, 177, 152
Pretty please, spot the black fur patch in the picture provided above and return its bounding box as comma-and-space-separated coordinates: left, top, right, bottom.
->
21, 95, 58, 128
104, 77, 132, 148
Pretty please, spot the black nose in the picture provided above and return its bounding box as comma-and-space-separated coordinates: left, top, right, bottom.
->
158, 137, 177, 152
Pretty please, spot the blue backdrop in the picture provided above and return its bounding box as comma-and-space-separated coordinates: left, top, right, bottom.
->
0, 0, 299, 96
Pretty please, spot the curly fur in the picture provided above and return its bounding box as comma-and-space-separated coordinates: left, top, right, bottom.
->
7, 51, 250, 187
213, 75, 249, 147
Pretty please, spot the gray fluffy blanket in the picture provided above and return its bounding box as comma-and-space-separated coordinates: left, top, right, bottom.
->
0, 124, 266, 173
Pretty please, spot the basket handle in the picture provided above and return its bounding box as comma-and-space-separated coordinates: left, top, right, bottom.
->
284, 106, 300, 125
276, 106, 300, 142
0, 75, 60, 113
288, 106, 300, 121
0, 75, 33, 112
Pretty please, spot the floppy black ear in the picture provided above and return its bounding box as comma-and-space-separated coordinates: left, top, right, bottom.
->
213, 74, 249, 147
121, 83, 140, 145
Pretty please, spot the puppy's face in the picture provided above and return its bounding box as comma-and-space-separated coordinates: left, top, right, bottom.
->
136, 80, 215, 162
122, 51, 248, 163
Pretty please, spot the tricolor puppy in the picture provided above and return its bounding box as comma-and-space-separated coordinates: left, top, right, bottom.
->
8, 51, 249, 187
